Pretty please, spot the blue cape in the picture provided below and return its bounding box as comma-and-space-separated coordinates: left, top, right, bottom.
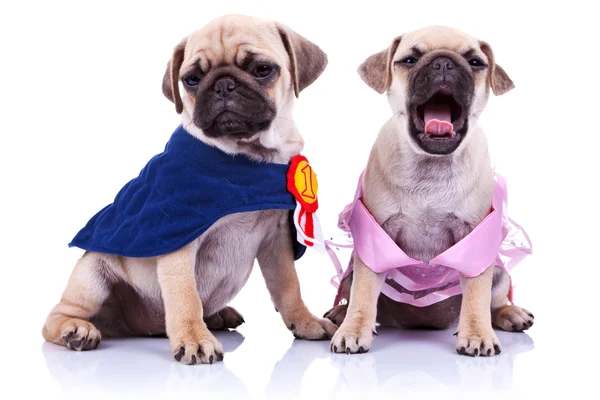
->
69, 125, 306, 260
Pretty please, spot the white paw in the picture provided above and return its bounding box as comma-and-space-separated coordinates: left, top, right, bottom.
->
456, 326, 502, 357
171, 328, 224, 365
330, 319, 375, 354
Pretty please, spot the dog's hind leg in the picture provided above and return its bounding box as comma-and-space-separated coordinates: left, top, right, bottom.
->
491, 267, 534, 332
42, 252, 119, 350
323, 304, 348, 326
323, 271, 353, 326
204, 306, 245, 330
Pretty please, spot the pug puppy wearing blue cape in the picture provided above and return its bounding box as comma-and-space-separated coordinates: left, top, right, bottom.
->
42, 14, 336, 365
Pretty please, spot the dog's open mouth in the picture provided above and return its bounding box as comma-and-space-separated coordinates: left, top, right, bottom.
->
414, 92, 463, 139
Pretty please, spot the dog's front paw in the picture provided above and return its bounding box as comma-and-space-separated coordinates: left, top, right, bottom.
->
287, 312, 338, 340
171, 326, 224, 365
330, 318, 375, 354
455, 325, 501, 357
493, 305, 534, 332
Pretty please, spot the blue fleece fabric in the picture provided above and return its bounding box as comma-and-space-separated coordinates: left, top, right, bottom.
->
69, 125, 306, 260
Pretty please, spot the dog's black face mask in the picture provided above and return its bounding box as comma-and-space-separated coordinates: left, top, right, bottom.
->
403, 50, 477, 155
182, 63, 279, 139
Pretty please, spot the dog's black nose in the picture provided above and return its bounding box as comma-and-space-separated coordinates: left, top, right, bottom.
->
214, 77, 236, 94
431, 57, 455, 72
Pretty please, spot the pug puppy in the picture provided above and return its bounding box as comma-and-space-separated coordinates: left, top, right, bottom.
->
42, 14, 337, 364
325, 26, 534, 356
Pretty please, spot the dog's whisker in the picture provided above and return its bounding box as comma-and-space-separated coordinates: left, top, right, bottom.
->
394, 109, 406, 119
275, 114, 293, 122
273, 118, 285, 139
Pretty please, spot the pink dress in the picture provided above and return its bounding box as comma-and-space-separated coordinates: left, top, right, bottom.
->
325, 172, 532, 308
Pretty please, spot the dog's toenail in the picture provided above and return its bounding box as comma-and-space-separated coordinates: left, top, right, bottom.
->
358, 346, 365, 353
473, 348, 479, 356
174, 347, 185, 361
494, 344, 501, 354
191, 355, 197, 365
487, 348, 491, 356
333, 345, 338, 353
62, 331, 74, 344
512, 324, 518, 331
346, 348, 351, 355
209, 355, 214, 364
289, 323, 295, 331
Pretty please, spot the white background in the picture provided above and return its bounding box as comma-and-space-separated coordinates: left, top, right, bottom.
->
1, 1, 598, 399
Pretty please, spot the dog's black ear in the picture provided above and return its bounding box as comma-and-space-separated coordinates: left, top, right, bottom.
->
479, 41, 514, 96
358, 36, 402, 94
162, 38, 187, 113
276, 23, 328, 98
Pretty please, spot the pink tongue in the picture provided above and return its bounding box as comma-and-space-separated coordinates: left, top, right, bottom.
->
424, 103, 453, 136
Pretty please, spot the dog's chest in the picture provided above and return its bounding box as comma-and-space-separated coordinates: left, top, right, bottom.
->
378, 188, 478, 264
192, 209, 282, 316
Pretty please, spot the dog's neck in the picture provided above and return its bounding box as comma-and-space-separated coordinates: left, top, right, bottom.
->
181, 111, 304, 165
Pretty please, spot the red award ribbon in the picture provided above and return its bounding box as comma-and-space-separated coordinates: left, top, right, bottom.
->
287, 155, 321, 247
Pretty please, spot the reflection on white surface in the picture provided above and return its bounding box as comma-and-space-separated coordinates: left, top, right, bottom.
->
42, 331, 249, 399
42, 325, 534, 400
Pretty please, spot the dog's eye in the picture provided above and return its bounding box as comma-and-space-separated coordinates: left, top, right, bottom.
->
184, 75, 201, 87
468, 58, 485, 67
399, 57, 418, 65
254, 64, 274, 78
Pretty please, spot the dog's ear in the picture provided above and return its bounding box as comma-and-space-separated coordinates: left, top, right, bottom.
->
479, 41, 514, 96
358, 36, 402, 94
276, 23, 328, 97
162, 38, 187, 114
